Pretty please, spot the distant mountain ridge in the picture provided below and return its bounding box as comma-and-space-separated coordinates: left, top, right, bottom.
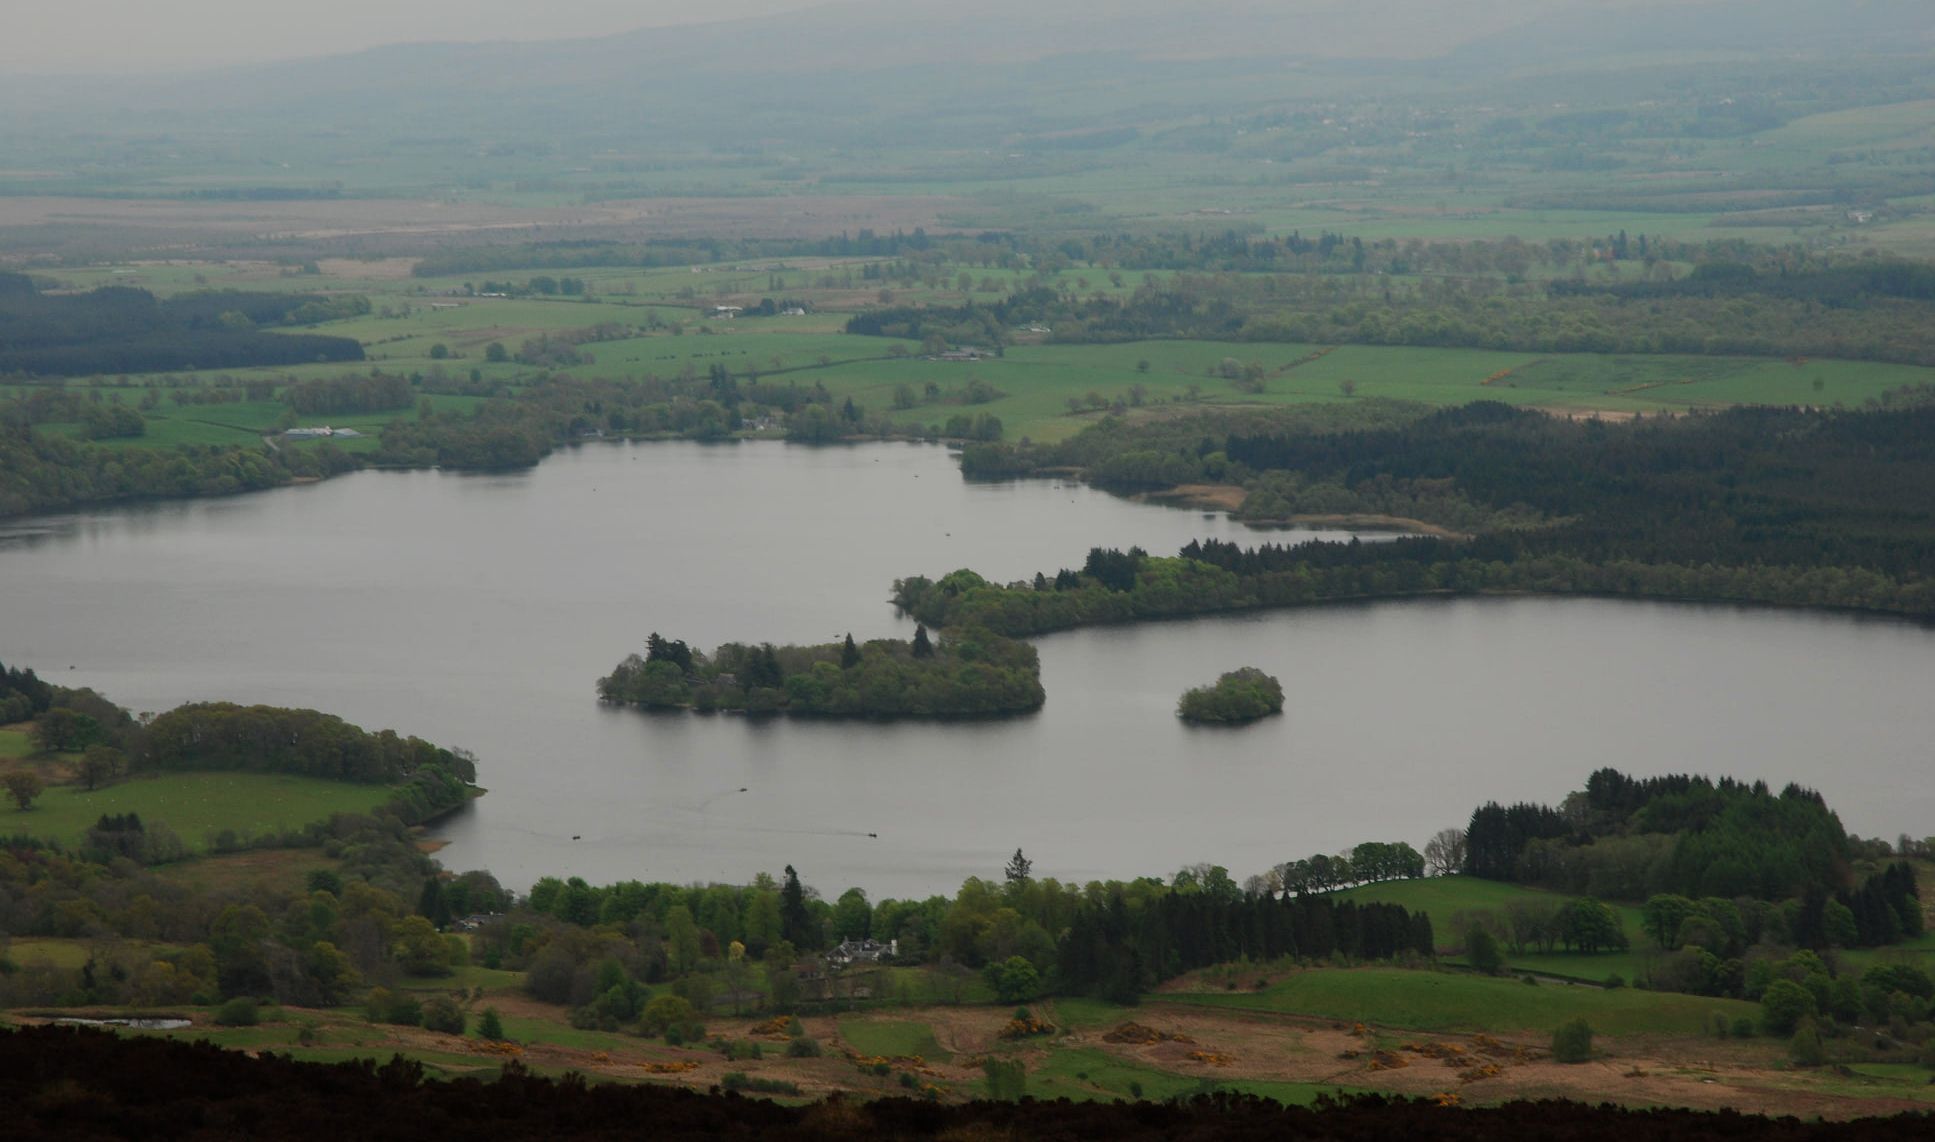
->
1, 1, 1927, 145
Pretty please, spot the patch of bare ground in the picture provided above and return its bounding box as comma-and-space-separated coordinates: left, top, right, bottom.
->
0, 194, 975, 258
1107, 1001, 1929, 1119
315, 257, 419, 280
1130, 483, 1472, 536
153, 848, 339, 896
1134, 483, 1248, 512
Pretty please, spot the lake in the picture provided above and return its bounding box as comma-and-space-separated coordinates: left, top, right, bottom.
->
3, 440, 1931, 900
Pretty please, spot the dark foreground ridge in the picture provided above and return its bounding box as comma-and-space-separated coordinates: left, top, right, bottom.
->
6, 1026, 1931, 1141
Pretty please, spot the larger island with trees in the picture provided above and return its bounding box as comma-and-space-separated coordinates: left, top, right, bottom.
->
598, 628, 1044, 719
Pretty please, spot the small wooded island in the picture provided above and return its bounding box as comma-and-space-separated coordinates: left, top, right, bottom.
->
1177, 667, 1285, 724
598, 628, 1044, 719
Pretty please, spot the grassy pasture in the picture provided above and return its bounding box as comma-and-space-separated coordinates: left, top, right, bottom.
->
1045, 996, 1135, 1031
1338, 877, 1653, 981
6, 939, 99, 968
837, 1017, 951, 1061
39, 393, 486, 454
1838, 929, 1935, 979
1026, 1044, 1340, 1105
0, 728, 31, 759
24, 245, 1935, 452
805, 342, 1935, 442
569, 330, 915, 381
0, 773, 395, 852
1171, 967, 1757, 1036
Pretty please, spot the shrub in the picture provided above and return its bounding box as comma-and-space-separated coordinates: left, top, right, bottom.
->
1551, 1018, 1594, 1064
982, 1056, 1027, 1101
786, 1036, 823, 1058
1602, 973, 1626, 990
1731, 1017, 1757, 1039
382, 995, 423, 1028
663, 1021, 705, 1047
476, 1007, 505, 1041
639, 994, 695, 1036
721, 1072, 800, 1096
422, 996, 466, 1035
1467, 928, 1503, 977
1761, 978, 1817, 1037
214, 997, 259, 1027
1790, 1016, 1826, 1067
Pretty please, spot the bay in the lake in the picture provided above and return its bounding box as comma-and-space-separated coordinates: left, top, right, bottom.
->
3, 440, 1931, 898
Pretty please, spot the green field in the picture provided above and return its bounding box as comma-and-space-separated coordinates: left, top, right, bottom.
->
0, 773, 396, 852
23, 239, 1935, 454
1046, 996, 1136, 1031
7, 938, 105, 969
1027, 1045, 1341, 1105
1337, 878, 1653, 982
837, 1017, 951, 1061
0, 729, 31, 760
1171, 967, 1758, 1036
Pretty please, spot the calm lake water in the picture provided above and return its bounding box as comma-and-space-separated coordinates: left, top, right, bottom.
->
3, 440, 1932, 899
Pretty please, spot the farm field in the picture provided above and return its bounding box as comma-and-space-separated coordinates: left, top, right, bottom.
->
837, 1017, 952, 1062
25, 334, 1935, 452
0, 773, 395, 852
1167, 967, 1759, 1038
32, 394, 487, 454
21, 241, 1935, 456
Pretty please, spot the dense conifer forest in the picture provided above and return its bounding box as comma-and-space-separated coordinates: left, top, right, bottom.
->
919, 398, 1935, 629
0, 273, 365, 376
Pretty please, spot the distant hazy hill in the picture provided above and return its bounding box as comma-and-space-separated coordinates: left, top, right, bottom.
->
3, 0, 1929, 144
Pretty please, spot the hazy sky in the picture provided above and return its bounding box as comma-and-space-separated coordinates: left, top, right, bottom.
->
1, 0, 833, 75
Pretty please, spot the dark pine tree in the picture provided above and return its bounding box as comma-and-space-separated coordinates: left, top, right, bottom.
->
911, 625, 934, 659
780, 865, 815, 949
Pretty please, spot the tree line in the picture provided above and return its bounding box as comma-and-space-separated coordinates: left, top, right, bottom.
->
0, 275, 365, 377
486, 851, 1431, 1029
1459, 768, 1922, 951
139, 702, 477, 787
915, 399, 1935, 632
841, 246, 1935, 366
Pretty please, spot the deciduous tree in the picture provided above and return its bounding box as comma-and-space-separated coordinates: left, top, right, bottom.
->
3, 770, 43, 811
